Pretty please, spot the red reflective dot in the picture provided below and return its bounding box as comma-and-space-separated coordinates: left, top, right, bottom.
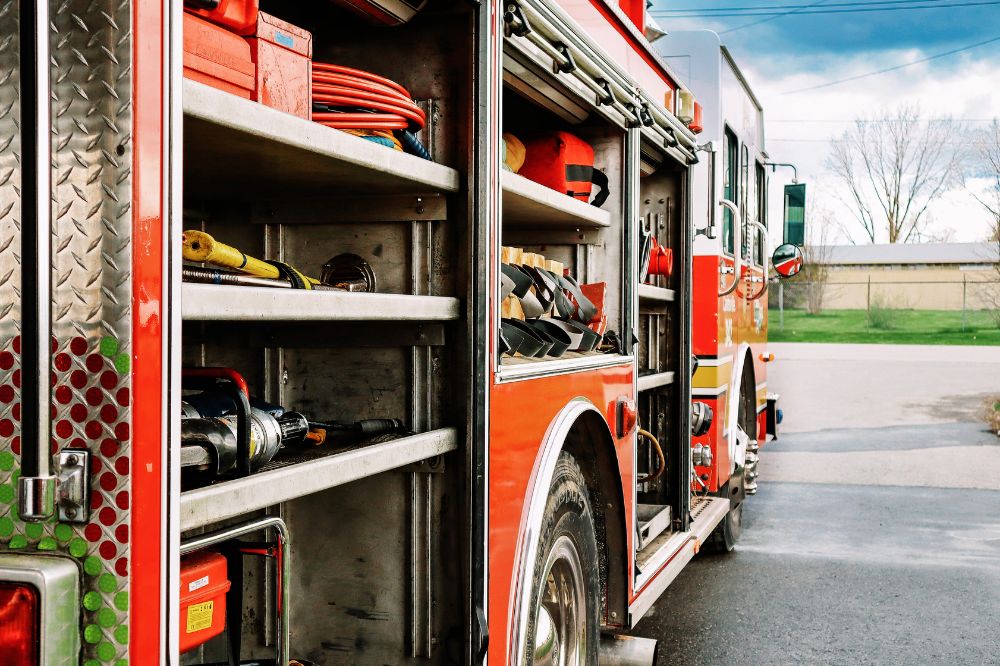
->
99, 540, 117, 560
50, 337, 57, 353
100, 404, 118, 424
12, 403, 20, 421
114, 457, 129, 475
70, 437, 85, 448
50, 371, 57, 387
0, 385, 13, 404
100, 371, 117, 390
70, 370, 87, 389
54, 420, 71, 439
54, 385, 72, 404
85, 387, 103, 406
86, 354, 104, 373
101, 438, 119, 457
70, 403, 88, 423
12, 370, 20, 388
11, 336, 19, 354
50, 439, 58, 455
115, 558, 128, 576
99, 507, 116, 527
54, 353, 71, 372
0, 352, 12, 370
115, 387, 129, 407
11, 436, 20, 454
91, 456, 102, 474
84, 523, 101, 542
100, 472, 116, 491
114, 422, 129, 442
114, 524, 128, 544
91, 489, 103, 510
85, 421, 102, 439
115, 491, 129, 510
70, 337, 88, 356
0, 419, 13, 437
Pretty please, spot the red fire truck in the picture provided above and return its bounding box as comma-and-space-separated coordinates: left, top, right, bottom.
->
0, 0, 804, 664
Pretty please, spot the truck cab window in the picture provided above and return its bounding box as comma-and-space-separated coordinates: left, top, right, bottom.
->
723, 128, 738, 255
755, 161, 767, 265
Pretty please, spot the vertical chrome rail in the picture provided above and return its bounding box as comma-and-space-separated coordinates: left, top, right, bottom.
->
18, 0, 56, 521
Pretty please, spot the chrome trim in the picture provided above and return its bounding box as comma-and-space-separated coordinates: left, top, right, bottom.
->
497, 354, 634, 383
18, 0, 56, 522
726, 344, 752, 475
0, 554, 81, 665
692, 386, 728, 397
747, 219, 769, 300
716, 199, 742, 297
509, 399, 604, 665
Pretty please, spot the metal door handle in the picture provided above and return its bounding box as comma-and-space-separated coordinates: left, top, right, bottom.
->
747, 219, 769, 301
18, 0, 56, 521
717, 199, 742, 296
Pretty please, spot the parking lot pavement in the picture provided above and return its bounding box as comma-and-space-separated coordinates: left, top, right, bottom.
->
630, 343, 1000, 665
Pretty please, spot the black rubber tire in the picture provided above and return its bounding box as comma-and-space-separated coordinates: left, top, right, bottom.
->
710, 361, 756, 552
524, 452, 601, 665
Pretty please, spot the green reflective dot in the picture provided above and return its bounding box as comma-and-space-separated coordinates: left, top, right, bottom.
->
37, 536, 57, 551
113, 353, 129, 374
0, 484, 14, 504
83, 591, 102, 611
83, 624, 102, 644
54, 523, 73, 542
0, 451, 14, 471
0, 516, 13, 537
10, 469, 18, 484
24, 522, 42, 539
97, 641, 116, 661
113, 624, 128, 644
84, 660, 101, 666
113, 591, 128, 612
69, 537, 88, 558
8, 534, 27, 549
84, 556, 103, 576
97, 607, 116, 628
98, 573, 117, 594
100, 337, 118, 358
115, 660, 127, 666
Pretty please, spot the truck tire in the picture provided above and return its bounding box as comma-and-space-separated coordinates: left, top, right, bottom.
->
524, 452, 600, 665
710, 361, 756, 552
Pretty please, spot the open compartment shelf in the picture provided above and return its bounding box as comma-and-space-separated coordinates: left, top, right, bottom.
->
180, 428, 457, 531
502, 171, 612, 229
638, 284, 676, 303
183, 80, 461, 199
637, 371, 675, 392
182, 283, 460, 322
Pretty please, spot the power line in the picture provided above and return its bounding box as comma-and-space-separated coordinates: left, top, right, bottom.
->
719, 0, 829, 34
655, 0, 958, 13
650, 0, 1000, 17
783, 34, 1000, 92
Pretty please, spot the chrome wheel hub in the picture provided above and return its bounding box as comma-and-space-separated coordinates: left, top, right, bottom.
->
744, 438, 760, 495
532, 535, 587, 666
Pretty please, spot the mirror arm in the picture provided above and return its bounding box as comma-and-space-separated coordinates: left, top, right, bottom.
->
718, 199, 742, 297
747, 219, 769, 301
766, 161, 798, 184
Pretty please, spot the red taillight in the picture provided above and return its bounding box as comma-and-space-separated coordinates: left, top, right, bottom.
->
0, 582, 40, 665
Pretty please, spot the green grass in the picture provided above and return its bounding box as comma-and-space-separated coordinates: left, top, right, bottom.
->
769, 309, 1000, 345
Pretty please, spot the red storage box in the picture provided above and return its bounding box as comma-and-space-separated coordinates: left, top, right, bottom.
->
179, 551, 231, 654
247, 12, 313, 119
519, 132, 611, 207
187, 0, 259, 36
184, 12, 255, 99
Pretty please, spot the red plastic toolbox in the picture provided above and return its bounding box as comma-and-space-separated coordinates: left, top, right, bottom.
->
179, 551, 231, 654
247, 12, 313, 119
183, 11, 255, 99
186, 0, 259, 36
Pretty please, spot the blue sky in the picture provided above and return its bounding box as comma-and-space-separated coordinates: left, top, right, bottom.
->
649, 1, 1000, 243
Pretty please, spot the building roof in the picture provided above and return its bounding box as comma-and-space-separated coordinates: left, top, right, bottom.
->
815, 242, 999, 266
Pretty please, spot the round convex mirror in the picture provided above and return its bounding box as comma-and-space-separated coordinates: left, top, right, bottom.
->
772, 243, 804, 278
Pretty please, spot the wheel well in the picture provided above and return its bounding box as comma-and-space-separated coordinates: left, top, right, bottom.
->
739, 351, 757, 431
562, 409, 628, 629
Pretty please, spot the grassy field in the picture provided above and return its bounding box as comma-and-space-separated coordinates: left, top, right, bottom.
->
769, 309, 1000, 345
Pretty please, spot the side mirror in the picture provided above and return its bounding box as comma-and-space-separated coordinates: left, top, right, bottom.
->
772, 243, 803, 278
783, 183, 806, 247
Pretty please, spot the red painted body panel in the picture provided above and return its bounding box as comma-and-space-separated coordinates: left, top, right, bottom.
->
487, 363, 635, 663
130, 0, 165, 658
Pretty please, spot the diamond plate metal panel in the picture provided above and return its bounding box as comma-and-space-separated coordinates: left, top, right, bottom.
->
0, 1, 134, 664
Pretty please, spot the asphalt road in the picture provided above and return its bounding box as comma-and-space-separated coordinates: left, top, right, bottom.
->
630, 343, 1000, 665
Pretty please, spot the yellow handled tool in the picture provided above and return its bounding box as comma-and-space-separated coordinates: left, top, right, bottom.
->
182, 230, 319, 286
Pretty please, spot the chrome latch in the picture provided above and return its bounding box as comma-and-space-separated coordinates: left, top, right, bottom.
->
56, 449, 91, 523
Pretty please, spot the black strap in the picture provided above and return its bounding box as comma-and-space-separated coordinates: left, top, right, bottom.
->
565, 164, 611, 208
264, 260, 313, 290
557, 274, 598, 324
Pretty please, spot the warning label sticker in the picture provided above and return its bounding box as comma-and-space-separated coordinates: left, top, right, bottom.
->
186, 601, 215, 633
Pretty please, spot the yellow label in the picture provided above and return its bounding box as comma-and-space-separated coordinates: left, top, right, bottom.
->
186, 601, 215, 633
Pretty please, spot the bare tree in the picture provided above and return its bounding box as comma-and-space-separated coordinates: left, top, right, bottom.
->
967, 120, 1000, 327
827, 104, 964, 244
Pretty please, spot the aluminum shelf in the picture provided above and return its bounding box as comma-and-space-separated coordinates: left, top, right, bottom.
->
502, 171, 612, 228
638, 284, 676, 303
637, 371, 675, 392
182, 283, 460, 322
181, 428, 458, 531
183, 80, 461, 198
